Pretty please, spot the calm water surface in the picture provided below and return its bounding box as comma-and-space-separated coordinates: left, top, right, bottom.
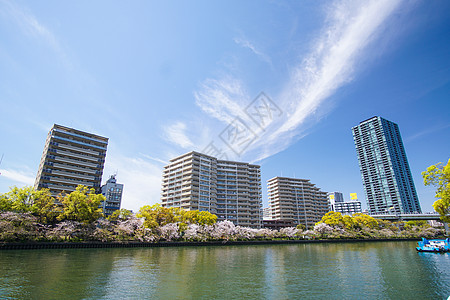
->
1, 241, 449, 299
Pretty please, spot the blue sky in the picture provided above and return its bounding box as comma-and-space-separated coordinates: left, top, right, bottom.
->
1, 0, 449, 213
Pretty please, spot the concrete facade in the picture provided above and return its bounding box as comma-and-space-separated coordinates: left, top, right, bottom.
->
267, 177, 329, 229
101, 175, 123, 216
34, 124, 108, 197
334, 201, 362, 215
161, 151, 262, 228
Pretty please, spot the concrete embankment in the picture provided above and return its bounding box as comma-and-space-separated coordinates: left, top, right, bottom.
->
0, 238, 421, 250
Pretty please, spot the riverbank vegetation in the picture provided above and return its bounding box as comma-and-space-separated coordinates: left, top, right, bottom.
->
0, 186, 446, 243
423, 158, 450, 223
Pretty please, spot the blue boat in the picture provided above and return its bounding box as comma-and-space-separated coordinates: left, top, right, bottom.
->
416, 238, 450, 253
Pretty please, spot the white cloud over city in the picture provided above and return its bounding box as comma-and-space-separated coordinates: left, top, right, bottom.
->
191, 0, 404, 162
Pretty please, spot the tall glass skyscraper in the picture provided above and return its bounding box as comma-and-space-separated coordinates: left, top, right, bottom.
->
352, 117, 421, 214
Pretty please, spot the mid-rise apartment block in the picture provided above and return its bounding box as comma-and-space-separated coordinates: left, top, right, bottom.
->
352, 117, 421, 214
267, 177, 329, 229
100, 175, 123, 216
161, 151, 262, 228
34, 124, 108, 197
334, 201, 362, 215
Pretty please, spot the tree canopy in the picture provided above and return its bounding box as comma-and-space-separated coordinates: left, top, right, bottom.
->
0, 186, 59, 223
57, 185, 104, 224
317, 211, 379, 230
107, 208, 133, 221
137, 204, 217, 230
423, 158, 450, 223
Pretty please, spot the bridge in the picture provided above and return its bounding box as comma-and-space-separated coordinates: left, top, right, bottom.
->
369, 213, 442, 221
370, 213, 448, 233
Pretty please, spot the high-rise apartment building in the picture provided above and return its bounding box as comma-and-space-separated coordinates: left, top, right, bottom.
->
34, 124, 108, 197
267, 177, 329, 229
100, 175, 123, 216
352, 116, 421, 214
161, 151, 262, 228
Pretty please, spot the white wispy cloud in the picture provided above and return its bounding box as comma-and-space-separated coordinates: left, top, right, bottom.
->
1, 0, 71, 69
163, 121, 195, 149
0, 169, 35, 186
194, 77, 252, 125
234, 37, 272, 65
249, 0, 404, 161
139, 153, 168, 165
103, 152, 164, 212
185, 0, 406, 162
405, 123, 450, 143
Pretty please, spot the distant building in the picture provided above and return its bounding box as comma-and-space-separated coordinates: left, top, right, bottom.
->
334, 201, 362, 215
34, 124, 108, 198
352, 116, 421, 214
161, 151, 262, 228
262, 219, 296, 231
330, 192, 344, 203
267, 177, 329, 229
100, 175, 123, 216
262, 207, 272, 220
328, 191, 344, 211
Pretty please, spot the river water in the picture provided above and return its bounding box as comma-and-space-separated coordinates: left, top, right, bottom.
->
1, 241, 449, 299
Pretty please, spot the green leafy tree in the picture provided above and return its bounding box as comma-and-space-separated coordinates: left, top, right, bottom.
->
352, 213, 379, 229
1, 186, 35, 213
0, 191, 13, 212
404, 220, 429, 230
342, 215, 358, 230
296, 223, 306, 231
0, 186, 59, 223
107, 208, 133, 221
137, 204, 178, 230
423, 158, 450, 223
319, 211, 345, 228
136, 205, 218, 231
57, 185, 104, 224
179, 210, 217, 226
31, 188, 59, 223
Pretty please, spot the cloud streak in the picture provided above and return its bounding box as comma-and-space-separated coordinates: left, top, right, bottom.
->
234, 37, 272, 66
1, 0, 71, 69
0, 169, 35, 186
192, 0, 405, 162
194, 77, 253, 125
244, 0, 404, 161
163, 121, 195, 149
405, 123, 450, 143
